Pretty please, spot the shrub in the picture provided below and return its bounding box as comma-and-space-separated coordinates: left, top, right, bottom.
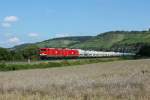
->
0, 62, 7, 71
137, 45, 150, 57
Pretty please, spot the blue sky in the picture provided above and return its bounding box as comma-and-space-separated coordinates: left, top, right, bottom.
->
0, 0, 150, 47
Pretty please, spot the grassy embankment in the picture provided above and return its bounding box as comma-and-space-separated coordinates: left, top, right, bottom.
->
0, 57, 133, 71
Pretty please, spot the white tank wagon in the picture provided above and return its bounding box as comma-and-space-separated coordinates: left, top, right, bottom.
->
77, 49, 135, 57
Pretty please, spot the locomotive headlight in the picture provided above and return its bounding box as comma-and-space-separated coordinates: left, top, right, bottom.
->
40, 53, 47, 55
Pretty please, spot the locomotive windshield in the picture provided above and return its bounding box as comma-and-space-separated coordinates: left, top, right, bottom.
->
40, 49, 46, 52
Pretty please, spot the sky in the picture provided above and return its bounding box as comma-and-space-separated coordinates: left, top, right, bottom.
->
0, 0, 150, 48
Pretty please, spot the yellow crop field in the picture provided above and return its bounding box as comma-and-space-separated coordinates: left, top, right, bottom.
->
0, 59, 150, 100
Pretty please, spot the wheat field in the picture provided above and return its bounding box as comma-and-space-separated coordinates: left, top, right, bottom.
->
0, 59, 150, 100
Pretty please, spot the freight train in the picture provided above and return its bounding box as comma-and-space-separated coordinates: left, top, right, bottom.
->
39, 48, 135, 59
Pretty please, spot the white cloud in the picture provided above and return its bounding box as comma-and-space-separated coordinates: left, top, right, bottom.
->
28, 32, 39, 37
4, 16, 18, 23
8, 37, 20, 44
55, 33, 70, 38
1, 22, 11, 28
1, 16, 19, 28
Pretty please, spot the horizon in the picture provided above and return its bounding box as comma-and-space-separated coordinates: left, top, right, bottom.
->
0, 0, 150, 47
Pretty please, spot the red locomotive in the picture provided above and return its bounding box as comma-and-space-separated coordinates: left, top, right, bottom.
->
40, 48, 135, 59
40, 48, 79, 59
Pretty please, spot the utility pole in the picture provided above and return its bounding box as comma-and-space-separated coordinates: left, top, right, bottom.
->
28, 57, 31, 64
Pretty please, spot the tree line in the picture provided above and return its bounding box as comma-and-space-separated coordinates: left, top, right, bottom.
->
0, 45, 39, 61
0, 44, 150, 61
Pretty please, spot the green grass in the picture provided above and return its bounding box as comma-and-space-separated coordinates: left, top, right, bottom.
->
0, 57, 125, 71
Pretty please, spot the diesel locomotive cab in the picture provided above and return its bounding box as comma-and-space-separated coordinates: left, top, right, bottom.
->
40, 48, 47, 56
40, 48, 49, 60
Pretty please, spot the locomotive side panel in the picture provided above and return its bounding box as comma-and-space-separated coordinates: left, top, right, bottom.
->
40, 48, 80, 58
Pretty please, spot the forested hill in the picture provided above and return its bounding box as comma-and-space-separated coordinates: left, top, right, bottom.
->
12, 30, 150, 52
12, 36, 93, 51
36, 36, 93, 48
71, 31, 150, 52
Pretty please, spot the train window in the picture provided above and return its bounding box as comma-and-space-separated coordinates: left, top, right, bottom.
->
40, 49, 46, 52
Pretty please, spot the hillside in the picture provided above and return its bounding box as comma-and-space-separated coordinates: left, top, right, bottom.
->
71, 31, 150, 52
36, 36, 93, 48
12, 30, 150, 52
12, 36, 93, 50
